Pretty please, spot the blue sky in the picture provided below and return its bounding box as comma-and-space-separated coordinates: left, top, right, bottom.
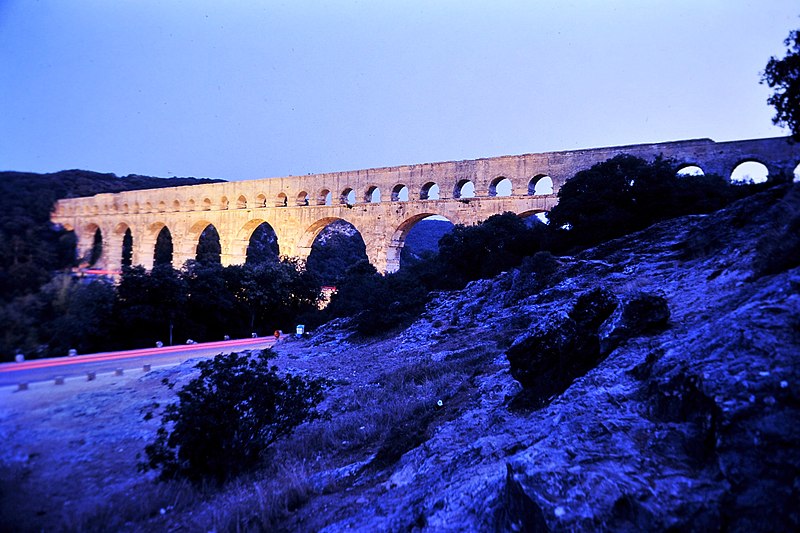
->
1, 1, 797, 181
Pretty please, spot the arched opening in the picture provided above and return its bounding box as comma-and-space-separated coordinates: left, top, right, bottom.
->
676, 165, 705, 177
318, 188, 332, 206
420, 182, 440, 200
454, 179, 475, 199
528, 175, 554, 196
392, 184, 409, 201
88, 227, 103, 267
396, 214, 455, 269
154, 226, 173, 267
157, 201, 167, 213
245, 222, 280, 265
297, 191, 309, 206
489, 176, 513, 197
121, 228, 133, 268
365, 186, 381, 203
276, 192, 288, 207
202, 198, 212, 211
256, 194, 267, 208
114, 223, 133, 269
172, 199, 181, 212
519, 210, 550, 225
730, 161, 769, 184
236, 195, 248, 209
132, 203, 140, 214
144, 202, 153, 213
195, 224, 221, 265
220, 196, 229, 210
186, 199, 196, 211
304, 219, 368, 285
793, 163, 800, 183
340, 188, 356, 205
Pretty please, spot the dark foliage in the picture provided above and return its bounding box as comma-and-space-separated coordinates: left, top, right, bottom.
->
143, 350, 326, 483
0, 169, 221, 302
762, 29, 800, 142
245, 222, 280, 265
305, 220, 369, 286
548, 155, 739, 248
436, 213, 550, 288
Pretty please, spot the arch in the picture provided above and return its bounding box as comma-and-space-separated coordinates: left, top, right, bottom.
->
132, 202, 140, 214
186, 199, 196, 211
392, 184, 409, 202
420, 182, 440, 200
676, 164, 705, 176
528, 175, 554, 196
389, 214, 455, 272
195, 224, 221, 265
256, 193, 267, 208
153, 225, 173, 267
318, 188, 332, 206
114, 222, 134, 268
202, 198, 212, 211
157, 201, 167, 213
84, 224, 103, 267
121, 203, 129, 214
144, 202, 153, 213
276, 192, 288, 207
296, 191, 309, 206
730, 160, 769, 184
236, 195, 248, 209
340, 187, 356, 205
454, 179, 475, 199
304, 218, 369, 285
172, 199, 181, 212
245, 222, 280, 264
518, 209, 550, 225
489, 176, 513, 197
365, 186, 381, 203
220, 196, 229, 210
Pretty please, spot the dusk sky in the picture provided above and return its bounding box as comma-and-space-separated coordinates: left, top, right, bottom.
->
1, 1, 797, 181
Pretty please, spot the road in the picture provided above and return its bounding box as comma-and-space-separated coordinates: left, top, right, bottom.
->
0, 337, 276, 388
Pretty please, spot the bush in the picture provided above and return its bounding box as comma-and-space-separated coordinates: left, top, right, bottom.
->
143, 350, 326, 483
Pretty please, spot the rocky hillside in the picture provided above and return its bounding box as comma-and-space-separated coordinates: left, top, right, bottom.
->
2, 184, 798, 532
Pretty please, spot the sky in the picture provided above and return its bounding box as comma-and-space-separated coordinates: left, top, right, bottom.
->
1, 1, 798, 181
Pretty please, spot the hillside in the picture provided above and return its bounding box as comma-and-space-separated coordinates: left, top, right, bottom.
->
1, 184, 798, 531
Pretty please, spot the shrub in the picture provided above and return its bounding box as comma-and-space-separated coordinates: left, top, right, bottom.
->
143, 350, 326, 483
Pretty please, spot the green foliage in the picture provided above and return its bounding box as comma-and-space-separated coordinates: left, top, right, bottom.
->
762, 29, 800, 142
143, 350, 326, 483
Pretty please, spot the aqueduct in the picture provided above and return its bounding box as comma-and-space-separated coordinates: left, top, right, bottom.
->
51, 136, 800, 273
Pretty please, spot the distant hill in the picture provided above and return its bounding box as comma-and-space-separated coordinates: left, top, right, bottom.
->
0, 170, 224, 301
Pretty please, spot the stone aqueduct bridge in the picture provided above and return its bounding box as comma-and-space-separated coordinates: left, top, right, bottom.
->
52, 136, 800, 273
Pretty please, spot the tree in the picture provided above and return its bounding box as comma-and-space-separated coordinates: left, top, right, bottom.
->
762, 29, 800, 142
